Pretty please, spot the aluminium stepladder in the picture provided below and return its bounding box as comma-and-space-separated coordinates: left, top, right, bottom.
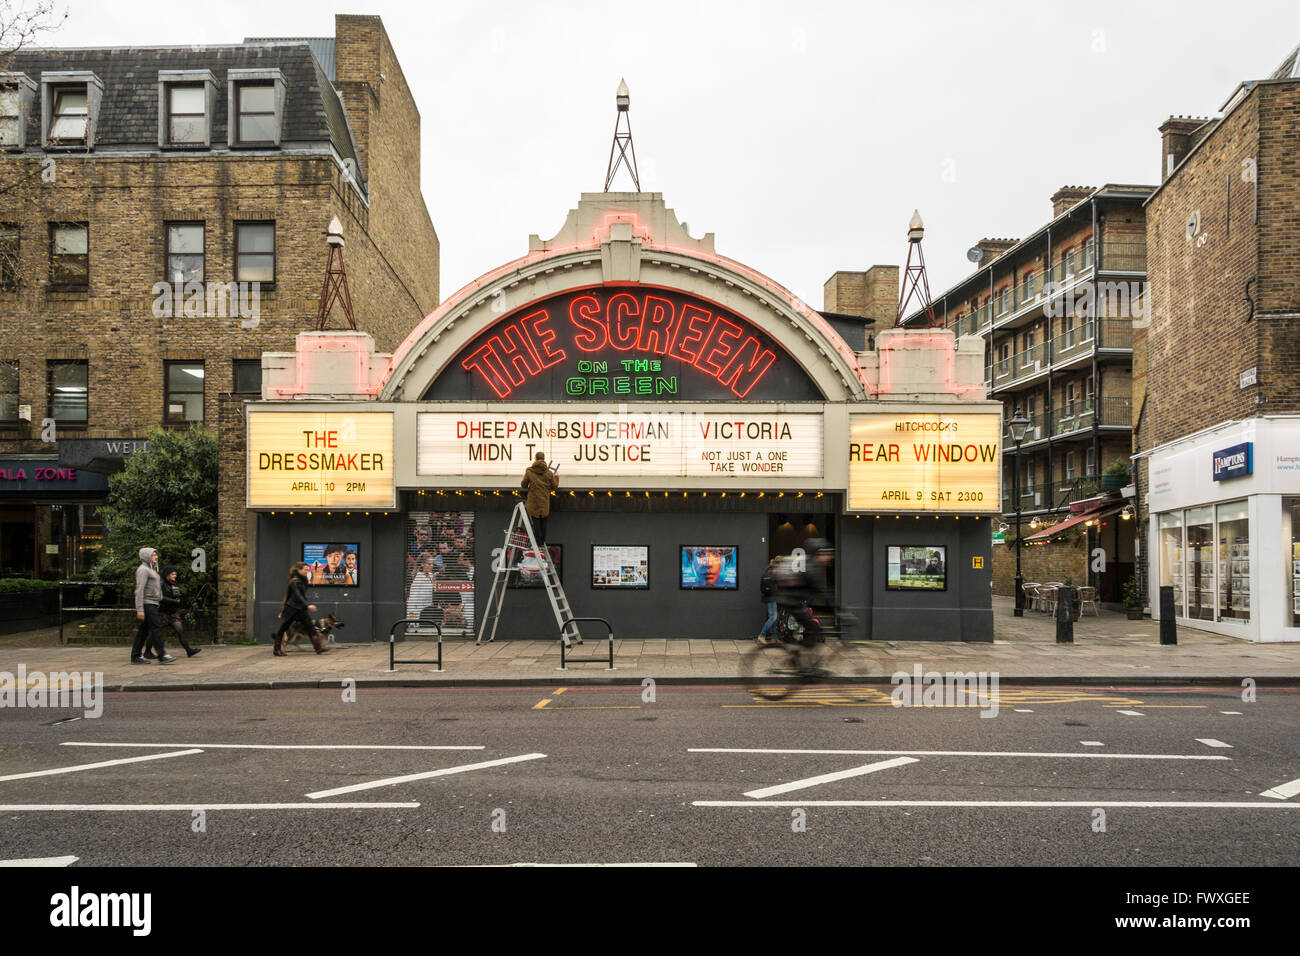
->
476, 501, 583, 648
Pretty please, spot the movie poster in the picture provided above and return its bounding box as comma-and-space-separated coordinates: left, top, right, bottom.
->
680, 545, 738, 590
591, 545, 649, 589
405, 512, 475, 632
303, 543, 360, 587
886, 545, 947, 590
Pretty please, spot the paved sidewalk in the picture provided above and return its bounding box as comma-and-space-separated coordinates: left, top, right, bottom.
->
0, 598, 1296, 690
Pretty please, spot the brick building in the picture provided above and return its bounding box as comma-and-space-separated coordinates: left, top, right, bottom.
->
899, 185, 1153, 605
1135, 45, 1300, 641
0, 16, 439, 637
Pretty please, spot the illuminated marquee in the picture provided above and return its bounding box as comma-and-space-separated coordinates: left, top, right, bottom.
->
423, 287, 822, 402
417, 410, 823, 479
846, 413, 1001, 513
247, 411, 396, 509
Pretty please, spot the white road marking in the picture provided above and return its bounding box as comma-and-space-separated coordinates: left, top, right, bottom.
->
694, 800, 1300, 809
0, 803, 419, 811
1196, 738, 1232, 748
1259, 777, 1300, 801
0, 749, 202, 784
480, 862, 697, 867
744, 757, 918, 799
688, 748, 1228, 761
1013, 709, 1034, 713
1117, 710, 1145, 716
1080, 741, 1104, 747
0, 856, 79, 867
61, 742, 484, 751
1220, 711, 1243, 715
306, 752, 547, 800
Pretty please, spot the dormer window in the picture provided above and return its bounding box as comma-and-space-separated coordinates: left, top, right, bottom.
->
0, 73, 36, 149
157, 70, 217, 149
226, 69, 285, 148
40, 71, 103, 149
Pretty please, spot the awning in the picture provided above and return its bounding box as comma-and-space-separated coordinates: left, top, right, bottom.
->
1024, 502, 1125, 543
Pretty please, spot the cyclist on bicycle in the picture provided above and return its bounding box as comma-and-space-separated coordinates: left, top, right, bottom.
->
775, 537, 834, 646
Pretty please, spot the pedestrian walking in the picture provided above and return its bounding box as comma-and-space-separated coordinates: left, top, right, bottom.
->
131, 547, 175, 664
757, 556, 780, 643
159, 567, 201, 658
271, 561, 329, 656
521, 452, 558, 544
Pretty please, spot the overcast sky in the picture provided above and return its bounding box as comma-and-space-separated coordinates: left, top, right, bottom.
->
48, 0, 1300, 310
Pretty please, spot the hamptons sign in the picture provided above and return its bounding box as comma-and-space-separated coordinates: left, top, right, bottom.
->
1212, 442, 1252, 482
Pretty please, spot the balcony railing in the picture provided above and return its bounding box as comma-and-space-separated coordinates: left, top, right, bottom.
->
1050, 320, 1096, 365
1001, 409, 1051, 448
1049, 244, 1094, 285
948, 302, 993, 337
1099, 318, 1133, 350
1015, 272, 1044, 309
1052, 396, 1132, 435
1100, 241, 1146, 272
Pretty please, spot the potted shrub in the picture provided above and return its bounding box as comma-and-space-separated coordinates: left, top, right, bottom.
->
1122, 576, 1144, 620
1101, 458, 1130, 492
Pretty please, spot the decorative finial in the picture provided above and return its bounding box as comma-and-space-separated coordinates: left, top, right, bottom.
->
604, 78, 641, 191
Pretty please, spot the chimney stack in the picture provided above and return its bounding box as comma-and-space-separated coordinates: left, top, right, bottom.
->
1050, 185, 1095, 217
973, 238, 1018, 267
1158, 116, 1211, 181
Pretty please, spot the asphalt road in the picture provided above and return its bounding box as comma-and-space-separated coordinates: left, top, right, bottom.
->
1, 682, 1298, 867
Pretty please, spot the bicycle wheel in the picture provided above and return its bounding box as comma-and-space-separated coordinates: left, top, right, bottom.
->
817, 637, 875, 702
739, 641, 803, 701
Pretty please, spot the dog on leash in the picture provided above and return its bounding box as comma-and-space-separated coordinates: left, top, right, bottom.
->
284, 611, 345, 650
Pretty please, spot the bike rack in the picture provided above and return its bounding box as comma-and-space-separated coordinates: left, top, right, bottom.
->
558, 617, 615, 670
387, 618, 444, 672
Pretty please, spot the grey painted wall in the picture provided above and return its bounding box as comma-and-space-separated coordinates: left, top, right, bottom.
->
254, 508, 993, 642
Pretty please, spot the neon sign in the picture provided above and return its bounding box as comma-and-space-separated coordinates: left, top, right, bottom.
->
426, 287, 820, 402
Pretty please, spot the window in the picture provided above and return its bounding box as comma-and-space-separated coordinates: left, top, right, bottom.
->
1287, 498, 1300, 627
49, 223, 88, 289
164, 361, 204, 425
1065, 381, 1078, 410
0, 83, 22, 146
47, 360, 87, 424
166, 223, 204, 284
167, 84, 206, 144
1085, 375, 1094, 403
1065, 451, 1076, 480
1063, 247, 1076, 278
1086, 446, 1096, 476
233, 359, 262, 395
1185, 506, 1215, 621
235, 222, 274, 283
48, 86, 88, 143
1217, 500, 1249, 623
236, 83, 276, 145
0, 360, 16, 422
1159, 511, 1185, 618
0, 224, 17, 289
1022, 459, 1035, 493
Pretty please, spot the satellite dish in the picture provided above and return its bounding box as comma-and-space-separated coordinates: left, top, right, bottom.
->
967, 246, 985, 264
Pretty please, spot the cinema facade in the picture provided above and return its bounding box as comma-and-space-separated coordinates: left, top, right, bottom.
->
230, 194, 1003, 644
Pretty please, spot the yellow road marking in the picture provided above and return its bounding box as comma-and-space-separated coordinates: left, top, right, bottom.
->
532, 698, 552, 710
556, 705, 641, 710
553, 687, 568, 695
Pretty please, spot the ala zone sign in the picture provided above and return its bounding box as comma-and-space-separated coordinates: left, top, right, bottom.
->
847, 412, 1001, 513
247, 411, 395, 508
417, 410, 823, 479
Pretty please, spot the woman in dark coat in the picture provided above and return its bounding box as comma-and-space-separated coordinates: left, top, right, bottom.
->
272, 561, 329, 656
159, 567, 201, 658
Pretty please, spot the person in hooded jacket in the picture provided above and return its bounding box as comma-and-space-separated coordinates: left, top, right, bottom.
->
520, 452, 558, 544
131, 547, 175, 664
158, 567, 201, 658
271, 561, 329, 656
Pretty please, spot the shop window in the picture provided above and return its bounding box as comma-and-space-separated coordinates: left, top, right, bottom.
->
0, 359, 16, 422
1217, 500, 1249, 623
1185, 506, 1214, 621
235, 222, 274, 283
233, 359, 262, 395
47, 359, 87, 424
1158, 511, 1184, 618
0, 223, 17, 289
49, 222, 88, 289
166, 222, 204, 284
164, 361, 204, 425
406, 512, 476, 633
1288, 498, 1300, 628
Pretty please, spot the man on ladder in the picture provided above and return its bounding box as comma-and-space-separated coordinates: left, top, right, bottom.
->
521, 452, 558, 544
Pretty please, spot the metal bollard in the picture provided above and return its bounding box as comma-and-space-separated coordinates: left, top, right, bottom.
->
1055, 585, 1074, 644
1159, 586, 1177, 645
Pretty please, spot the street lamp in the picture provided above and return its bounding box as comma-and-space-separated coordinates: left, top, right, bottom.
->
1008, 408, 1031, 617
